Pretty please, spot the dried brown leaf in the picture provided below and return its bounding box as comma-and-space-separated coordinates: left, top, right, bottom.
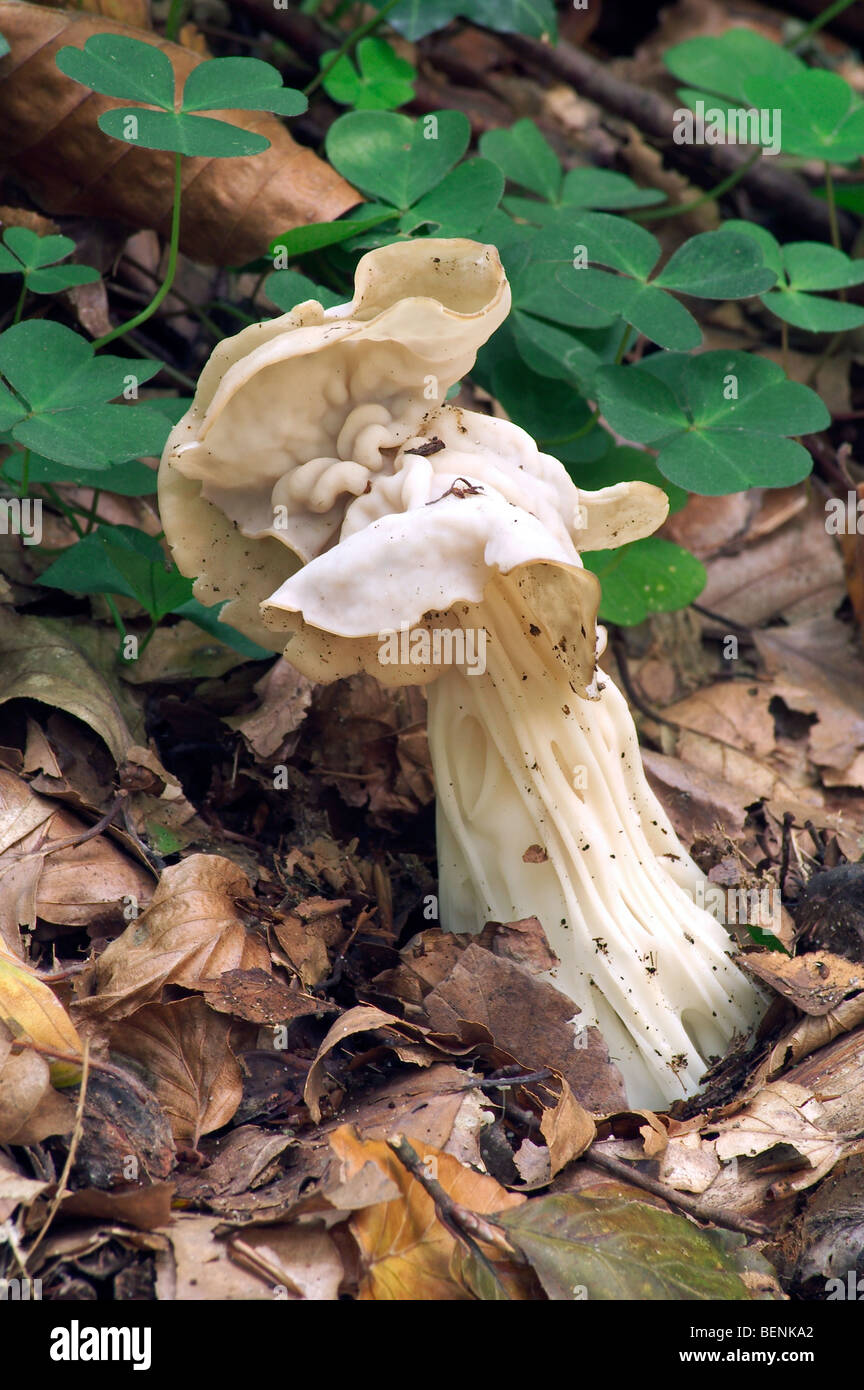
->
110, 996, 242, 1145
75, 853, 270, 1020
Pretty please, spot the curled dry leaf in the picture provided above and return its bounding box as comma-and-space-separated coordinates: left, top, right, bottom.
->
0, 770, 153, 944
195, 966, 333, 1024
303, 1003, 513, 1123
0, 1150, 50, 1219
0, 1023, 75, 1143
422, 942, 628, 1114
768, 991, 864, 1076
660, 1078, 852, 1217
744, 949, 864, 1017
228, 658, 315, 763
75, 852, 270, 1020
328, 1125, 524, 1301
538, 1074, 596, 1177
0, 2, 359, 266
0, 609, 133, 763
109, 996, 242, 1146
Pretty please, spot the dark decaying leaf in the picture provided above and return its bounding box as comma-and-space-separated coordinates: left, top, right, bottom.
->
494, 1194, 751, 1300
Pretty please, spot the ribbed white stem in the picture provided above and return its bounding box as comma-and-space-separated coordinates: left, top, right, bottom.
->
427, 582, 764, 1108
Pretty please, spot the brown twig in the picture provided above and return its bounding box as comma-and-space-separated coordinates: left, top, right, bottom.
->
8, 795, 124, 866
584, 1146, 771, 1238
387, 1134, 523, 1291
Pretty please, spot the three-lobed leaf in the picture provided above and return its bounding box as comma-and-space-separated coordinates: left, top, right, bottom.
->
56, 36, 307, 157
720, 220, 864, 331
596, 351, 829, 494
0, 321, 169, 467
320, 37, 415, 111
0, 227, 100, 294
326, 109, 470, 210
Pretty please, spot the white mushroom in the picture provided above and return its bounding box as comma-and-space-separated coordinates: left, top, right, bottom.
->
159, 238, 765, 1107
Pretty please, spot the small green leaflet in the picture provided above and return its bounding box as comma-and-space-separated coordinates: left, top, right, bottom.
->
571, 445, 688, 514
560, 214, 776, 351
38, 525, 192, 621
664, 28, 803, 106
479, 119, 664, 224
268, 210, 397, 263
0, 228, 100, 295
0, 30, 9, 59
1, 452, 159, 496
375, 0, 556, 43
595, 350, 828, 495
0, 321, 169, 468
321, 38, 415, 111
720, 221, 864, 331
264, 270, 343, 314
745, 70, 864, 164
36, 525, 270, 658
583, 536, 706, 626
55, 38, 307, 157
664, 28, 864, 165
325, 111, 504, 236
473, 335, 611, 464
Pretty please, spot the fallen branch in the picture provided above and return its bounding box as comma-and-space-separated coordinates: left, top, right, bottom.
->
584, 1145, 771, 1238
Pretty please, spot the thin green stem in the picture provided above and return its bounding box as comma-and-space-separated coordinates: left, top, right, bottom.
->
18, 449, 29, 498
614, 323, 633, 365
305, 0, 404, 96
94, 153, 183, 350
635, 150, 762, 223
784, 0, 859, 48
164, 0, 188, 42
781, 319, 788, 376
40, 484, 85, 538
84, 489, 102, 534
542, 407, 601, 448
12, 276, 28, 326
823, 162, 841, 250
136, 620, 158, 657
105, 595, 128, 644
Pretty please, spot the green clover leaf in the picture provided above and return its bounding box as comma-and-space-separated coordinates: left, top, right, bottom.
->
321, 38, 415, 111
746, 69, 864, 164
596, 351, 829, 495
0, 321, 169, 467
38, 524, 192, 622
55, 37, 307, 157
664, 28, 803, 106
326, 109, 470, 209
376, 0, 556, 42
720, 220, 864, 331
583, 536, 706, 626
480, 120, 664, 225
264, 270, 343, 313
0, 227, 100, 295
324, 110, 504, 238
38, 525, 271, 657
